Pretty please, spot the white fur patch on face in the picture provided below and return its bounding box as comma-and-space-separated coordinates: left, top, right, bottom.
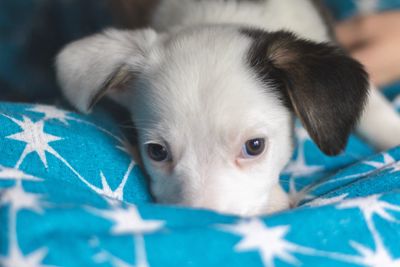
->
55, 24, 293, 216
129, 26, 293, 216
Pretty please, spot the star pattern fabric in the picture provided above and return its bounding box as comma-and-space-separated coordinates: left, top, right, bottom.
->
5, 115, 62, 168
220, 219, 300, 267
0, 101, 400, 267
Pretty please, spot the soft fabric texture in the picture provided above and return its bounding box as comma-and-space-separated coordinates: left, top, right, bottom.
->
0, 100, 400, 267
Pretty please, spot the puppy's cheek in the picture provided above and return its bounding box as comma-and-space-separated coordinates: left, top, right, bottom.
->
265, 184, 291, 213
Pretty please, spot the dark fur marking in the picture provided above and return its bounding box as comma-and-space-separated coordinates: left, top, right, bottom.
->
241, 28, 369, 156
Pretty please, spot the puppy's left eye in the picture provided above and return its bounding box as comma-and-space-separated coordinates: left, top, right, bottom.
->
241, 138, 266, 158
146, 143, 170, 162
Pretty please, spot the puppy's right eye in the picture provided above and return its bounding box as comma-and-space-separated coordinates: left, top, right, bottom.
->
146, 143, 170, 162
241, 138, 266, 158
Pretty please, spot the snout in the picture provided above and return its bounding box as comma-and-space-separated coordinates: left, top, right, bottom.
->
179, 184, 291, 217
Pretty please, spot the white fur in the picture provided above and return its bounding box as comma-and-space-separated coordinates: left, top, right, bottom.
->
56, 0, 400, 216
357, 86, 400, 149
56, 29, 158, 112
153, 0, 330, 42
130, 27, 293, 215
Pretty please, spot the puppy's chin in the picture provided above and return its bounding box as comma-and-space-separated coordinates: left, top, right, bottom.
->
160, 183, 291, 217
208, 184, 291, 217
263, 184, 291, 214
234, 185, 290, 217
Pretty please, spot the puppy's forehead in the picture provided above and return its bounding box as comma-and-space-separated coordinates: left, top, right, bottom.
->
162, 26, 250, 57
153, 27, 251, 75
145, 27, 261, 110
134, 27, 288, 142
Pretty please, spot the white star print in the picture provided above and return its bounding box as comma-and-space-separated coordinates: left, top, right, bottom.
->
92, 205, 164, 235
283, 127, 323, 177
364, 153, 396, 170
220, 219, 300, 267
0, 184, 44, 213
0, 207, 49, 267
5, 115, 62, 168
0, 245, 49, 267
337, 195, 400, 266
0, 107, 145, 267
0, 174, 48, 267
282, 126, 323, 206
308, 152, 400, 194
1, 112, 132, 198
26, 104, 125, 147
350, 241, 400, 267
89, 205, 162, 267
337, 195, 400, 222
98, 161, 135, 201
283, 157, 323, 177
27, 105, 72, 125
362, 153, 400, 173
0, 166, 43, 182
217, 218, 385, 267
364, 153, 400, 174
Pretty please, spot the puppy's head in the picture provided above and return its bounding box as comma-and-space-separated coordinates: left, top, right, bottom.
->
56, 26, 368, 216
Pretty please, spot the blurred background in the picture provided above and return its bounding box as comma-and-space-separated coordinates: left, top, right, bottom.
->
1, 0, 400, 105
0, 0, 157, 103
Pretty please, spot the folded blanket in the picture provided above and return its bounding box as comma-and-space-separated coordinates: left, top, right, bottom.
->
1, 101, 399, 267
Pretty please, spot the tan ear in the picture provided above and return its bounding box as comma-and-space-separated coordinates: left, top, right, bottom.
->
88, 64, 136, 110
56, 28, 158, 113
243, 29, 369, 155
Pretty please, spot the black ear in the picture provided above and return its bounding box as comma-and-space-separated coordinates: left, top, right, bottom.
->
242, 29, 369, 155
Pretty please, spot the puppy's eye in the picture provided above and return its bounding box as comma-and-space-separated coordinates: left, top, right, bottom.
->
241, 138, 266, 158
146, 143, 170, 162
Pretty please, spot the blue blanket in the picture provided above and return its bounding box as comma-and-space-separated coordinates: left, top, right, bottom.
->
1, 99, 400, 267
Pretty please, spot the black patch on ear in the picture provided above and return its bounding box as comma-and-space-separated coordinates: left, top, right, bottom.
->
241, 28, 369, 156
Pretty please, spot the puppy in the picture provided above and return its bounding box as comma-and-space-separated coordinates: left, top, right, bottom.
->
56, 0, 400, 216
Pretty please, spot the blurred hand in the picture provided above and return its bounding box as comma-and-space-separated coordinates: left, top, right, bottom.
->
336, 11, 400, 87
